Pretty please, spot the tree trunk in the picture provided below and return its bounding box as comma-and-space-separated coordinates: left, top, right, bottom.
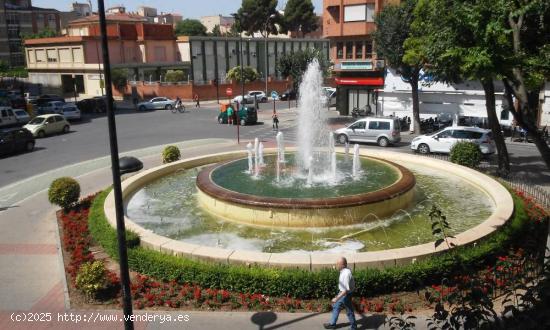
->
409, 70, 421, 135
503, 80, 550, 170
481, 79, 510, 174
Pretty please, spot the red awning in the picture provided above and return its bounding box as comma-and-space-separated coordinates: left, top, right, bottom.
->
335, 77, 384, 86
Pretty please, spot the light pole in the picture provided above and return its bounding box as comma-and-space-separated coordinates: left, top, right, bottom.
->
232, 12, 248, 144
264, 14, 276, 96
97, 1, 134, 329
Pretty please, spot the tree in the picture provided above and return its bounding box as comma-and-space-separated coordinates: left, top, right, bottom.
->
226, 66, 259, 83
374, 0, 422, 134
499, 0, 550, 170
276, 48, 331, 92
235, 0, 280, 37
210, 24, 222, 36
110, 68, 128, 91
21, 28, 58, 40
164, 70, 185, 83
226, 24, 241, 37
282, 0, 319, 37
175, 19, 207, 36
405, 0, 511, 173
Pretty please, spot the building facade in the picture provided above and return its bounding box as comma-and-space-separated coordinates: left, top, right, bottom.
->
0, 0, 62, 66
200, 15, 235, 35
323, 0, 390, 115
25, 14, 185, 97
182, 36, 329, 85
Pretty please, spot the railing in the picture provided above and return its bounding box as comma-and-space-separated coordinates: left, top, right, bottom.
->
417, 153, 550, 210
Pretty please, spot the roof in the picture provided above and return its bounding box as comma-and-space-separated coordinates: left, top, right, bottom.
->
31, 6, 60, 12
69, 13, 148, 25
24, 36, 85, 45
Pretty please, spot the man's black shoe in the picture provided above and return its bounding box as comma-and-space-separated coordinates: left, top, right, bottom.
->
323, 323, 336, 329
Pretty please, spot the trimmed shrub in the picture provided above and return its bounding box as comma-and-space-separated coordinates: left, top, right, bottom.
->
165, 70, 185, 83
88, 189, 530, 299
450, 141, 482, 168
162, 145, 181, 164
48, 177, 80, 210
75, 260, 107, 299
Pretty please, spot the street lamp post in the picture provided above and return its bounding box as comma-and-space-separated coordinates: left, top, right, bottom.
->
232, 12, 248, 144
264, 14, 276, 96
97, 1, 134, 329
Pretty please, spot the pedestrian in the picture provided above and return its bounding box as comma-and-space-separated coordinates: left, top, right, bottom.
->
227, 104, 234, 125
324, 257, 357, 330
194, 94, 200, 108
272, 113, 279, 130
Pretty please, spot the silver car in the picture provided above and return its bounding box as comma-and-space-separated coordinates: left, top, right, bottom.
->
334, 117, 401, 147
137, 97, 176, 111
61, 104, 81, 121
411, 126, 496, 154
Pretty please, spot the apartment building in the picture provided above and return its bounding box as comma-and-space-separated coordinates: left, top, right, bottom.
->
0, 0, 62, 66
25, 13, 184, 97
323, 0, 388, 115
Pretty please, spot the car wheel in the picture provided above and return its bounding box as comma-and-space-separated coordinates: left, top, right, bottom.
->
418, 143, 430, 154
240, 119, 246, 126
165, 104, 173, 110
63, 125, 70, 133
139, 105, 146, 111
37, 130, 45, 138
337, 134, 348, 144
218, 117, 224, 124
378, 137, 389, 147
26, 141, 35, 151
262, 97, 267, 103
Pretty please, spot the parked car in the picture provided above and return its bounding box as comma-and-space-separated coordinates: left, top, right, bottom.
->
61, 104, 81, 121
0, 128, 35, 156
13, 109, 31, 124
334, 117, 401, 147
36, 94, 64, 107
76, 96, 114, 113
9, 97, 26, 110
279, 89, 297, 101
411, 126, 496, 155
0, 107, 17, 128
38, 100, 65, 115
217, 105, 258, 126
23, 114, 70, 138
137, 97, 176, 111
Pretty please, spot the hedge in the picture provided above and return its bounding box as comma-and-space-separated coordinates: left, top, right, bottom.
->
88, 189, 530, 299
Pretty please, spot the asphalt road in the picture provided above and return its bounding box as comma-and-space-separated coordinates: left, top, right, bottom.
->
1, 101, 548, 190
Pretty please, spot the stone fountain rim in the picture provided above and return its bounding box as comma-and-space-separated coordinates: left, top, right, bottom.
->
106, 147, 515, 270
196, 155, 416, 209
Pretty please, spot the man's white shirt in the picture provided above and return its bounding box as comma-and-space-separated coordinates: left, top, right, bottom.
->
338, 268, 355, 293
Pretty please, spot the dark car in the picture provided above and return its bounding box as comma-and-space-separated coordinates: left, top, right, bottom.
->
0, 128, 35, 156
36, 94, 64, 107
77, 96, 116, 113
279, 89, 297, 101
218, 106, 258, 126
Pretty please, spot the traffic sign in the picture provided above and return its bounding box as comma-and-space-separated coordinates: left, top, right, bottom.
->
271, 91, 279, 100
226, 88, 233, 96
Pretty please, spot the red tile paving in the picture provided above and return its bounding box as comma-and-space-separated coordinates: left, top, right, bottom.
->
0, 244, 57, 255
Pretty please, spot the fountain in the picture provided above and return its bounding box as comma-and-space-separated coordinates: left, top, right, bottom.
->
117, 59, 513, 268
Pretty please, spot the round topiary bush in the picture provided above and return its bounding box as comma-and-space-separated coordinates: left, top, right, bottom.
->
48, 177, 80, 210
162, 145, 181, 164
450, 141, 482, 168
75, 260, 107, 299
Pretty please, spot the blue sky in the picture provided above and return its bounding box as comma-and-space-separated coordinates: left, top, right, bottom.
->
33, 0, 324, 18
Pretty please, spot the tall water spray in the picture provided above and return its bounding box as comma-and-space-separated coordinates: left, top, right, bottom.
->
276, 132, 285, 163
352, 144, 361, 179
246, 142, 254, 174
328, 132, 337, 182
296, 59, 329, 174
259, 142, 265, 166
254, 138, 260, 177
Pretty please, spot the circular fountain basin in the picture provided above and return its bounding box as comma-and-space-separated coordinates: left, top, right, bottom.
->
196, 155, 416, 228
107, 148, 514, 270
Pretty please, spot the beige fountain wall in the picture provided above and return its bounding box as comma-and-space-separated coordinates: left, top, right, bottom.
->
104, 148, 514, 270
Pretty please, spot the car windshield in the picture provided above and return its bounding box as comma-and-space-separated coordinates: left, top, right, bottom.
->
15, 110, 27, 116
28, 117, 44, 125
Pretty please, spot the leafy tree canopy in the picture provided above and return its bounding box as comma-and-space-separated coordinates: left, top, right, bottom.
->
282, 0, 319, 35
175, 19, 207, 36
276, 48, 330, 91
234, 0, 280, 37
226, 66, 259, 83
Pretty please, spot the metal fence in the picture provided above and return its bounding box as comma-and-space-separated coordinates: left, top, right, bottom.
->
417, 153, 550, 211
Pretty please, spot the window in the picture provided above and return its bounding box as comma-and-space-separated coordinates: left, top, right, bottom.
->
54, 116, 64, 122
344, 5, 366, 22
345, 42, 353, 59
452, 130, 482, 139
437, 130, 453, 138
350, 121, 366, 130
72, 48, 83, 63
500, 109, 509, 120
355, 41, 363, 59
48, 14, 56, 24
59, 48, 71, 62
1, 110, 7, 117
36, 49, 46, 62
344, 4, 375, 22
46, 49, 57, 62
365, 40, 373, 58
8, 27, 20, 38
368, 121, 390, 130
336, 42, 343, 59
46, 117, 55, 124
9, 41, 21, 53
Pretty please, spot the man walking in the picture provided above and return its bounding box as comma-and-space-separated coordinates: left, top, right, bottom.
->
324, 257, 357, 330
194, 93, 200, 108
227, 105, 234, 125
